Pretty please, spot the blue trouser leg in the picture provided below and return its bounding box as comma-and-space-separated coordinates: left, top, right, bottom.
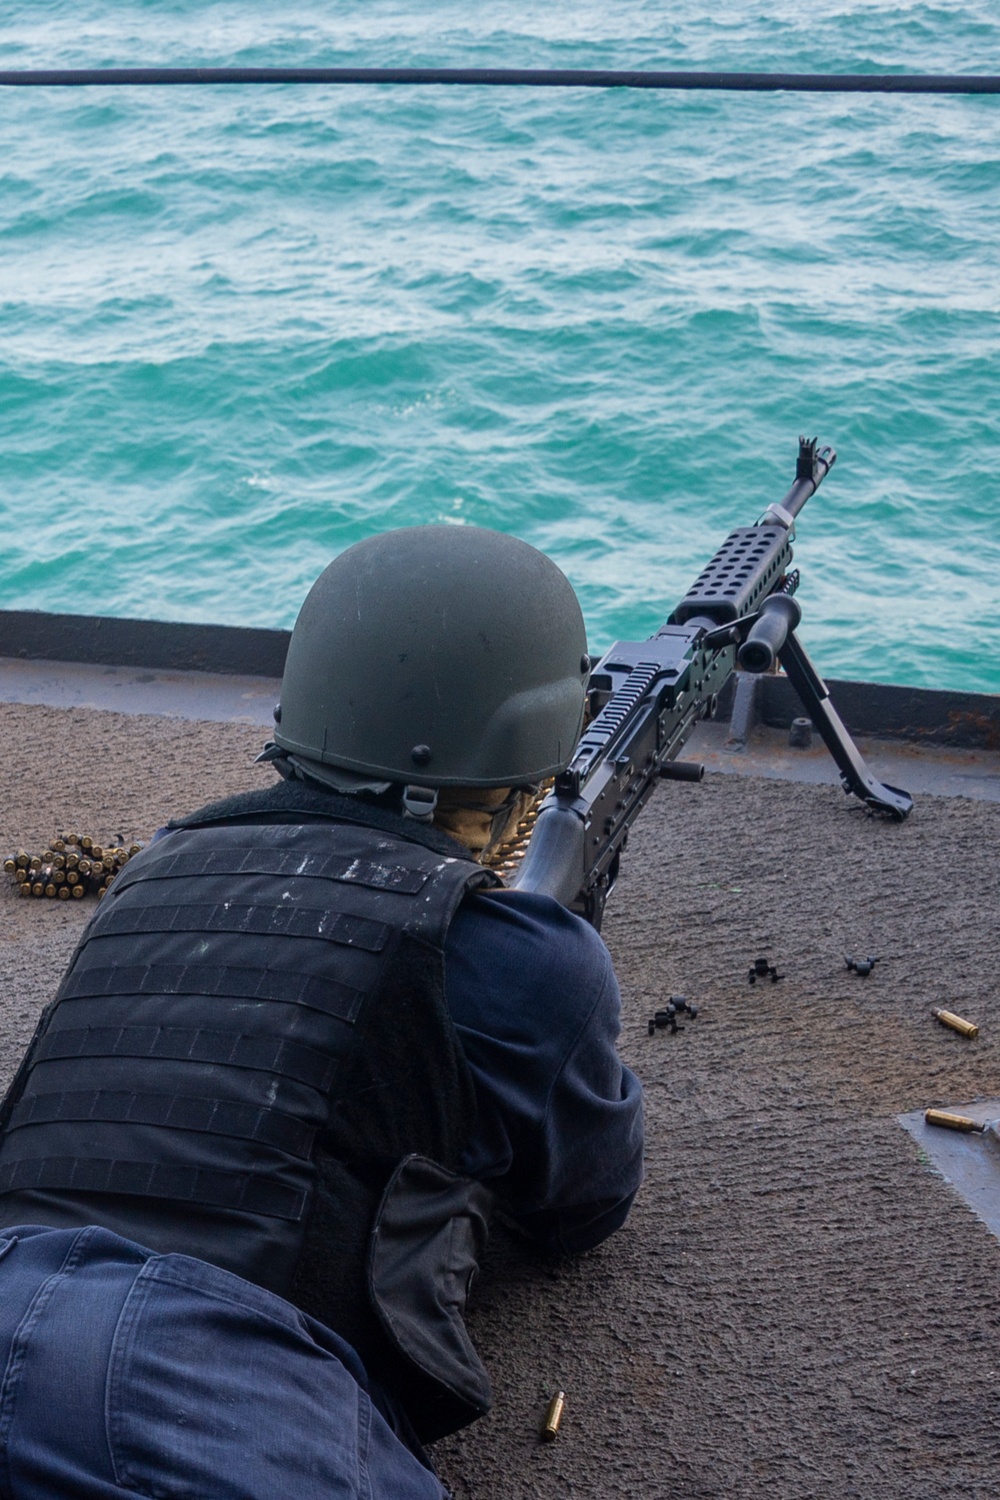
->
0, 1224, 448, 1500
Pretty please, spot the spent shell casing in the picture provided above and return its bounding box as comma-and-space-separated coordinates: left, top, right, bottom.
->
31, 883, 44, 898
3, 858, 15, 875
44, 883, 56, 898
71, 884, 85, 899
933, 1008, 979, 1040
58, 886, 71, 900
925, 1109, 986, 1133
542, 1391, 566, 1441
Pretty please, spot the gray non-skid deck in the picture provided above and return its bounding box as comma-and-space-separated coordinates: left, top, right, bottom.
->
2, 681, 1000, 1499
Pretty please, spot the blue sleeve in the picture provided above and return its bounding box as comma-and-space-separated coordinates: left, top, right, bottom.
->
444, 887, 644, 1256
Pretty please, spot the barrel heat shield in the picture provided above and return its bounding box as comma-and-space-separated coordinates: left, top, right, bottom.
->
669, 525, 793, 626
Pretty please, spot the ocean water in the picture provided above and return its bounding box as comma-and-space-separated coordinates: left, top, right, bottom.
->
1, 3, 998, 693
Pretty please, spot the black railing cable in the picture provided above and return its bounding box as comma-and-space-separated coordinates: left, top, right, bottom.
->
0, 67, 998, 94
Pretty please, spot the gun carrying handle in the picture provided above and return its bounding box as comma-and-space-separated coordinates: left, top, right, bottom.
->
737, 594, 802, 673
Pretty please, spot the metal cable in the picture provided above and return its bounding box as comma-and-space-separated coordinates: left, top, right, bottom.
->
0, 67, 998, 94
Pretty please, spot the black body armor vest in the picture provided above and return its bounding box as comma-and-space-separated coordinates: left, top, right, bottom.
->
0, 785, 501, 1439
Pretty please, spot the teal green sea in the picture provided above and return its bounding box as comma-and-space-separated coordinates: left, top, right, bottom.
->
1, 4, 998, 692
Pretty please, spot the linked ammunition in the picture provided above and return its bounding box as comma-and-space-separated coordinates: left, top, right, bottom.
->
542, 1391, 566, 1441
6, 831, 144, 904
924, 1109, 986, 1133
932, 1009, 979, 1040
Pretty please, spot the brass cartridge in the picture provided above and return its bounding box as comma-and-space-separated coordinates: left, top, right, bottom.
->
924, 1109, 986, 1133
932, 1009, 979, 1040
542, 1391, 566, 1441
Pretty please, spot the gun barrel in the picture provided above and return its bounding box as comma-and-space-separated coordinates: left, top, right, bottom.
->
777, 438, 836, 522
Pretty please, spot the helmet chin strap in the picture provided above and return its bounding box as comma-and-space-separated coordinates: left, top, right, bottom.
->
402, 785, 440, 823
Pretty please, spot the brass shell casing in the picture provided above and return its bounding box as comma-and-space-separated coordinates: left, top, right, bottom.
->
542, 1391, 566, 1441
932, 1009, 979, 1040
924, 1109, 986, 1133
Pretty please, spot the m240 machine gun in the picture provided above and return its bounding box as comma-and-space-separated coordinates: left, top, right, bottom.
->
507, 438, 913, 929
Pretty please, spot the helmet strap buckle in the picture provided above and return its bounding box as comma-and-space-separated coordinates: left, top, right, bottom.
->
402, 785, 440, 823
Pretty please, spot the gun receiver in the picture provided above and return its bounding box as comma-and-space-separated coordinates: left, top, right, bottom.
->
510, 438, 913, 928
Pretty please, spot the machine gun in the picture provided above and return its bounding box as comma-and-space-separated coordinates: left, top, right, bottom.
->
507, 438, 913, 929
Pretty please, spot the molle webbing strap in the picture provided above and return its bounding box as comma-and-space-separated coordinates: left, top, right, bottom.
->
8, 1090, 315, 1158
59, 962, 364, 1023
92, 902, 390, 952
0, 1156, 305, 1220
110, 845, 433, 896
33, 1025, 337, 1091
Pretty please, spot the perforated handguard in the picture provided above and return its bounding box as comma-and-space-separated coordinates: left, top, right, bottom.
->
668, 526, 793, 626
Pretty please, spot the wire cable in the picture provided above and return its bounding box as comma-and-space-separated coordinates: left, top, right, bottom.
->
0, 67, 998, 94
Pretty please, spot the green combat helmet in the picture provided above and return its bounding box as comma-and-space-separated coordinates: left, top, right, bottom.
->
273, 526, 590, 811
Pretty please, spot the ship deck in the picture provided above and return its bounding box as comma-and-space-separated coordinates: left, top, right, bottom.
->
2, 638, 1000, 1500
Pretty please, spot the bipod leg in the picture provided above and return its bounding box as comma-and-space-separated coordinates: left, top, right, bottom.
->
777, 632, 913, 820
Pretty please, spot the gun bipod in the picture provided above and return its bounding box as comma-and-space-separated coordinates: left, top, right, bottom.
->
776, 631, 913, 820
